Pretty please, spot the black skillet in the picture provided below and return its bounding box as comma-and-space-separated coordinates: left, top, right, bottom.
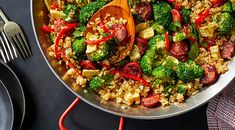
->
0, 80, 14, 130
0, 60, 25, 129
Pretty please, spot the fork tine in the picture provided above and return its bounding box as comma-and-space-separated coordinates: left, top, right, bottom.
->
1, 31, 15, 59
16, 34, 30, 59
0, 45, 7, 63
0, 35, 10, 61
11, 36, 27, 60
19, 32, 32, 56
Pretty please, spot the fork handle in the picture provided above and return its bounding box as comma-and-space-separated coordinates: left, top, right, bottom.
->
0, 8, 9, 23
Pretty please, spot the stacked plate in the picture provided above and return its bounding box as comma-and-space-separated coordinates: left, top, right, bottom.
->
0, 60, 25, 130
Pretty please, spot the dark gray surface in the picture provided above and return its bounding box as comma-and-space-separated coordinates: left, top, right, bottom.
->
0, 0, 208, 130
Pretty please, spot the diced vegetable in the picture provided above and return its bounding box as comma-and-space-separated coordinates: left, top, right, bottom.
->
129, 45, 141, 61
82, 69, 100, 78
136, 22, 150, 33
138, 27, 155, 40
210, 45, 221, 60
173, 32, 187, 42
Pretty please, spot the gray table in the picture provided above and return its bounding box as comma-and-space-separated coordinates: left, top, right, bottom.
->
0, 0, 208, 129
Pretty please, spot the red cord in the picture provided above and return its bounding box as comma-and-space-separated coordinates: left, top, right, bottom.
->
59, 97, 81, 130
119, 117, 124, 130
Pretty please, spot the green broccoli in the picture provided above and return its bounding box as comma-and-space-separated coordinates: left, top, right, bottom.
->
87, 42, 109, 62
176, 60, 204, 82
148, 35, 166, 47
173, 32, 187, 42
153, 2, 172, 27
177, 84, 187, 95
151, 22, 166, 34
152, 65, 176, 81
181, 8, 191, 23
73, 26, 86, 38
62, 4, 79, 21
221, 1, 233, 13
216, 12, 234, 34
79, 1, 106, 24
140, 45, 157, 74
72, 38, 86, 55
169, 21, 181, 32
89, 77, 105, 91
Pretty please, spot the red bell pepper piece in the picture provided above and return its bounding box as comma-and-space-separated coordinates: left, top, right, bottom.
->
42, 25, 54, 33
164, 33, 170, 50
110, 70, 150, 87
209, 0, 226, 7
54, 23, 77, 59
195, 9, 210, 26
98, 21, 109, 32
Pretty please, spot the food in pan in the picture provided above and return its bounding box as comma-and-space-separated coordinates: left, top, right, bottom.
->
42, 0, 235, 108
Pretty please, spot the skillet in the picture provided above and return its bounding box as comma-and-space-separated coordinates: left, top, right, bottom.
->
31, 0, 235, 119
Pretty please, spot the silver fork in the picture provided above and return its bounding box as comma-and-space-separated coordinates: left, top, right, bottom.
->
0, 21, 17, 63
0, 8, 32, 60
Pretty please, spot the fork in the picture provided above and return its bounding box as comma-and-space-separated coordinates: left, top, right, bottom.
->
0, 8, 32, 60
0, 21, 17, 63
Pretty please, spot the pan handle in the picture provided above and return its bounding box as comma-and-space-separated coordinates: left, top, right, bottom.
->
58, 97, 125, 130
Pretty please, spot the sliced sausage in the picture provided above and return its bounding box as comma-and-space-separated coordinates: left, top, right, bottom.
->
201, 64, 218, 85
135, 37, 149, 55
141, 94, 160, 108
135, 2, 153, 21
171, 9, 182, 23
111, 24, 127, 43
80, 60, 97, 70
170, 41, 189, 61
221, 41, 235, 59
124, 62, 142, 77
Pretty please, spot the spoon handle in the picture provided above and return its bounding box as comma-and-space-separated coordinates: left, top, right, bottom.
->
0, 8, 9, 23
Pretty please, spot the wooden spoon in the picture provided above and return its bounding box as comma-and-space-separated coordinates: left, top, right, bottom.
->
44, 0, 53, 10
84, 0, 135, 63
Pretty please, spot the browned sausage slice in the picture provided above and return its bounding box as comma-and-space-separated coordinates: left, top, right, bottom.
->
201, 64, 218, 85
221, 41, 235, 59
170, 41, 189, 61
141, 94, 160, 108
135, 2, 153, 21
135, 37, 149, 55
111, 24, 127, 43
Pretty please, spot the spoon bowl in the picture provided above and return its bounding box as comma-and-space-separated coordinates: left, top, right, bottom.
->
84, 0, 135, 63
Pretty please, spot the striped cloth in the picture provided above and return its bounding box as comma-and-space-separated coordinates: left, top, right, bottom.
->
207, 84, 235, 130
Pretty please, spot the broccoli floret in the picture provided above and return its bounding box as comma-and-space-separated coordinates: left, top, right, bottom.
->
152, 65, 176, 81
148, 35, 165, 47
153, 2, 172, 27
140, 45, 157, 74
177, 84, 187, 95
62, 4, 79, 21
79, 1, 106, 24
151, 22, 165, 34
89, 77, 104, 91
181, 8, 191, 23
173, 32, 187, 42
72, 38, 86, 55
176, 60, 204, 82
87, 42, 109, 62
221, 1, 233, 13
217, 12, 234, 34
73, 26, 86, 38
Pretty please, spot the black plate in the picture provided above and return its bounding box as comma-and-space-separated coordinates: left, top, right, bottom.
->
0, 60, 25, 129
0, 80, 14, 130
